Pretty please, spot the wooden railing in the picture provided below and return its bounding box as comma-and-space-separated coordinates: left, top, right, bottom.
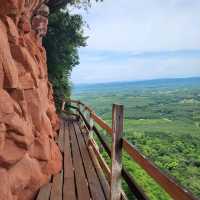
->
61, 99, 199, 200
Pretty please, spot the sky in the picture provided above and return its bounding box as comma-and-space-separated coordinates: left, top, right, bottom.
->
71, 0, 200, 84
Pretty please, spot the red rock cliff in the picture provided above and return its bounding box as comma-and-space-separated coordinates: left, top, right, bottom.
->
0, 1, 62, 199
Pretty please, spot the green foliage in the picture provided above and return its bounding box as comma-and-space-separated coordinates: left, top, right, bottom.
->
44, 9, 87, 110
45, 0, 103, 110
73, 78, 200, 199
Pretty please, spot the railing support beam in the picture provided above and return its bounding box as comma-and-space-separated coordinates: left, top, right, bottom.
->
110, 104, 124, 200
89, 112, 94, 140
61, 100, 66, 111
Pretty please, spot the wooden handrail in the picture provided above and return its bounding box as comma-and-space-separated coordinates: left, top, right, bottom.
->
122, 139, 198, 200
64, 98, 112, 134
70, 103, 148, 199
91, 112, 112, 135
62, 99, 199, 200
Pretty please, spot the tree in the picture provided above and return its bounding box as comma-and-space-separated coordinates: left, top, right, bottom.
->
45, 0, 103, 110
44, 9, 88, 110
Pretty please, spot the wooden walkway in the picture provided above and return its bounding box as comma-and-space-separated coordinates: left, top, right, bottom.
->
35, 99, 199, 200
36, 117, 109, 200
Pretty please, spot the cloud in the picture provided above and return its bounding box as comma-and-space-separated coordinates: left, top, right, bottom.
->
83, 0, 200, 52
71, 0, 200, 83
72, 49, 200, 83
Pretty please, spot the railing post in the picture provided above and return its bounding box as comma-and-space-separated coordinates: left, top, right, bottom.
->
76, 101, 81, 119
89, 112, 94, 140
110, 104, 124, 200
61, 100, 66, 111
81, 106, 88, 132
83, 106, 87, 120
77, 101, 81, 111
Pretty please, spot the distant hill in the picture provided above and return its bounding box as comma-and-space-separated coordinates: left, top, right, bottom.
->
73, 77, 200, 94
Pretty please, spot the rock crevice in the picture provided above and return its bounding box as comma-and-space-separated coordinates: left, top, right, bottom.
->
0, 1, 62, 199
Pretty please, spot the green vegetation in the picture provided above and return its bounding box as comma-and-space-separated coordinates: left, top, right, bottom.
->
73, 78, 200, 199
45, 0, 102, 110
44, 9, 87, 109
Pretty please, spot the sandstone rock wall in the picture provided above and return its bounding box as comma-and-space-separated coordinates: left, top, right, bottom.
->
0, 1, 62, 199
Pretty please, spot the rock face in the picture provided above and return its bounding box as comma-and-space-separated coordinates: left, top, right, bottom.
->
0, 1, 62, 199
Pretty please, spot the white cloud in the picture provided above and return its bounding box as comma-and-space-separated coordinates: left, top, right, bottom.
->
72, 54, 200, 83
83, 0, 200, 52
71, 0, 200, 83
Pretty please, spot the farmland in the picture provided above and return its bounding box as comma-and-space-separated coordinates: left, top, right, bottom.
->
72, 77, 200, 199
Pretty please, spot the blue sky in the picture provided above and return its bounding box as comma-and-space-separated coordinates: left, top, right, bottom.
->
71, 0, 200, 84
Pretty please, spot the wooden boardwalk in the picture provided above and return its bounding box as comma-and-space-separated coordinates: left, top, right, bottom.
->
36, 117, 109, 200
35, 99, 199, 200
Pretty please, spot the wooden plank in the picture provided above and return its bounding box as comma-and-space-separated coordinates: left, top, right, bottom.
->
87, 141, 128, 200
91, 112, 112, 135
83, 118, 128, 200
58, 118, 64, 153
88, 113, 94, 140
88, 145, 110, 200
121, 192, 128, 200
73, 121, 106, 200
50, 171, 63, 200
61, 100, 66, 111
69, 121, 91, 200
78, 106, 112, 137
122, 139, 198, 200
78, 110, 91, 133
121, 169, 149, 200
88, 138, 111, 184
93, 124, 149, 199
64, 99, 80, 105
93, 126, 111, 157
110, 104, 124, 200
36, 183, 52, 200
79, 104, 112, 138
65, 99, 113, 136
63, 121, 76, 200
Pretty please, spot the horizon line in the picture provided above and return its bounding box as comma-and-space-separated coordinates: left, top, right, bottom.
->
72, 76, 200, 86
72, 75, 200, 85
